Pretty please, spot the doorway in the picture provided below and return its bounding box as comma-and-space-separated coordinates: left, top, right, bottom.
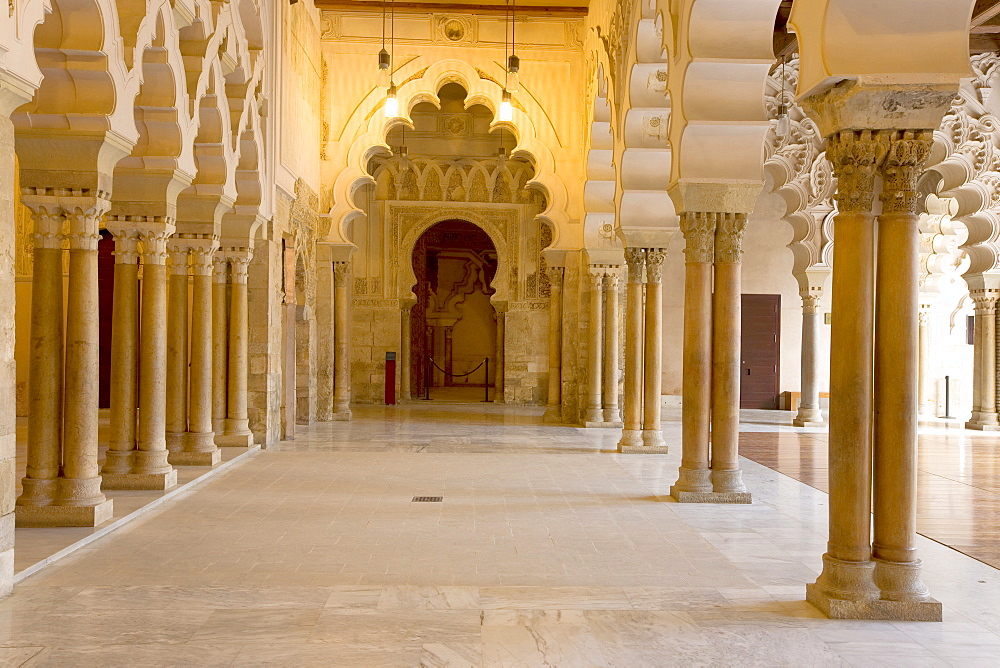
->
411, 220, 497, 401
740, 294, 781, 409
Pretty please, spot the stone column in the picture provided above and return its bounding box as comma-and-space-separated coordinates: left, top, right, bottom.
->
916, 308, 932, 419
218, 251, 254, 445
56, 205, 115, 518
543, 266, 563, 422
672, 213, 714, 493
17, 206, 65, 509
315, 250, 335, 417
176, 239, 220, 465
584, 269, 604, 425
872, 131, 936, 610
110, 226, 176, 489
710, 215, 749, 497
101, 228, 140, 476
807, 129, 883, 614
165, 243, 189, 455
444, 326, 454, 386
603, 271, 621, 424
212, 256, 229, 436
400, 306, 412, 401
494, 308, 506, 404
332, 261, 352, 419
967, 289, 999, 429
641, 249, 667, 449
795, 293, 825, 426
617, 248, 645, 450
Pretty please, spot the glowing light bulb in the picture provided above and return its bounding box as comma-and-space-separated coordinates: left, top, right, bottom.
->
499, 90, 513, 122
776, 111, 790, 138
384, 84, 399, 118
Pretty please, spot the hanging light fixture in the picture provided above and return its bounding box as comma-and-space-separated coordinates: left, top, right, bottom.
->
499, 90, 513, 122
377, 0, 390, 87
775, 56, 790, 138
506, 0, 519, 93
382, 0, 399, 118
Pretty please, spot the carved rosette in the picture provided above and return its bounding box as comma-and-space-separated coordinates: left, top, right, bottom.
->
624, 247, 646, 283
880, 131, 934, 215
644, 249, 667, 284
680, 211, 716, 264
826, 130, 887, 214
714, 213, 748, 264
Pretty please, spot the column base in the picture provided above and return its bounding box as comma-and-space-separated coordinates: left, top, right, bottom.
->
583, 421, 624, 429
216, 432, 254, 447
965, 421, 1000, 431
641, 429, 665, 447
331, 411, 352, 421
617, 429, 643, 450
15, 499, 114, 528
671, 490, 751, 504
806, 582, 941, 621
165, 431, 186, 453
16, 478, 58, 506
619, 443, 670, 454
168, 450, 221, 466
543, 405, 561, 423
710, 468, 747, 495
101, 469, 178, 491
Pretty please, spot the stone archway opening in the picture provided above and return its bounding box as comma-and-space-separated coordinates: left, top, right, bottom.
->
410, 220, 498, 402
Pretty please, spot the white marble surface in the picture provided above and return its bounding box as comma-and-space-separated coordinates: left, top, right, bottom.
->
1, 402, 998, 666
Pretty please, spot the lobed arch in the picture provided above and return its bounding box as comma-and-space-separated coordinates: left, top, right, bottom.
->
325, 59, 571, 247
582, 66, 618, 252
396, 210, 513, 306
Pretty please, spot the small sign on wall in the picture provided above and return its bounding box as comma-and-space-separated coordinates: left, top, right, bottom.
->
824, 313, 832, 325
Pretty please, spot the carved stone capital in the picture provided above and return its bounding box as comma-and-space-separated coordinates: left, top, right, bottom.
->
680, 211, 716, 264
879, 130, 934, 215
714, 214, 748, 264
603, 272, 619, 291
801, 293, 822, 314
107, 228, 141, 264
212, 256, 229, 284
29, 206, 65, 250
624, 247, 645, 283
971, 289, 998, 316
333, 261, 351, 285
137, 228, 172, 265
826, 129, 887, 214
225, 250, 252, 284
644, 248, 667, 283
169, 234, 218, 276
189, 245, 216, 276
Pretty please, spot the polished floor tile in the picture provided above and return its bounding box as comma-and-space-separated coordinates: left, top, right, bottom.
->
1, 402, 999, 665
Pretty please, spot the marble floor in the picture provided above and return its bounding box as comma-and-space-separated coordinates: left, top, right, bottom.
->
3, 403, 1000, 666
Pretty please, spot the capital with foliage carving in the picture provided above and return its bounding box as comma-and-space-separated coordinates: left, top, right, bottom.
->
714, 214, 748, 264
644, 249, 667, 284
624, 247, 645, 283
880, 130, 934, 215
680, 211, 716, 263
826, 129, 887, 214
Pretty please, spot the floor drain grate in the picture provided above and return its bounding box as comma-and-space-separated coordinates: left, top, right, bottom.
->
411, 496, 443, 503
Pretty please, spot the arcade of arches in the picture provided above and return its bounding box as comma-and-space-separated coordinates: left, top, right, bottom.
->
1, 0, 1000, 661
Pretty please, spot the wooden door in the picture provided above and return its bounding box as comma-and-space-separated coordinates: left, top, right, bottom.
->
740, 294, 780, 409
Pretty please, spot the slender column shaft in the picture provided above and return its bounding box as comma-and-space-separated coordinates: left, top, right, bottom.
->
165, 247, 189, 453
872, 131, 934, 602
809, 130, 882, 604
133, 228, 173, 477
617, 249, 645, 449
642, 249, 666, 447
603, 272, 620, 423
316, 253, 335, 417
60, 211, 108, 503
224, 252, 253, 440
795, 295, 825, 426
543, 267, 563, 421
18, 208, 64, 504
184, 241, 219, 460
212, 257, 229, 434
444, 326, 454, 386
917, 310, 931, 418
494, 310, 506, 403
674, 214, 714, 491
102, 229, 140, 475
711, 216, 747, 493
585, 270, 604, 423
333, 262, 352, 416
968, 291, 998, 428
400, 308, 412, 400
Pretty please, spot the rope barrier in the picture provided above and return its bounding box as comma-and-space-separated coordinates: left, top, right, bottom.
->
428, 357, 487, 378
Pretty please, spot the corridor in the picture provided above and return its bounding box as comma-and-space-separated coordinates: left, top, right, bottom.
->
2, 405, 1000, 665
